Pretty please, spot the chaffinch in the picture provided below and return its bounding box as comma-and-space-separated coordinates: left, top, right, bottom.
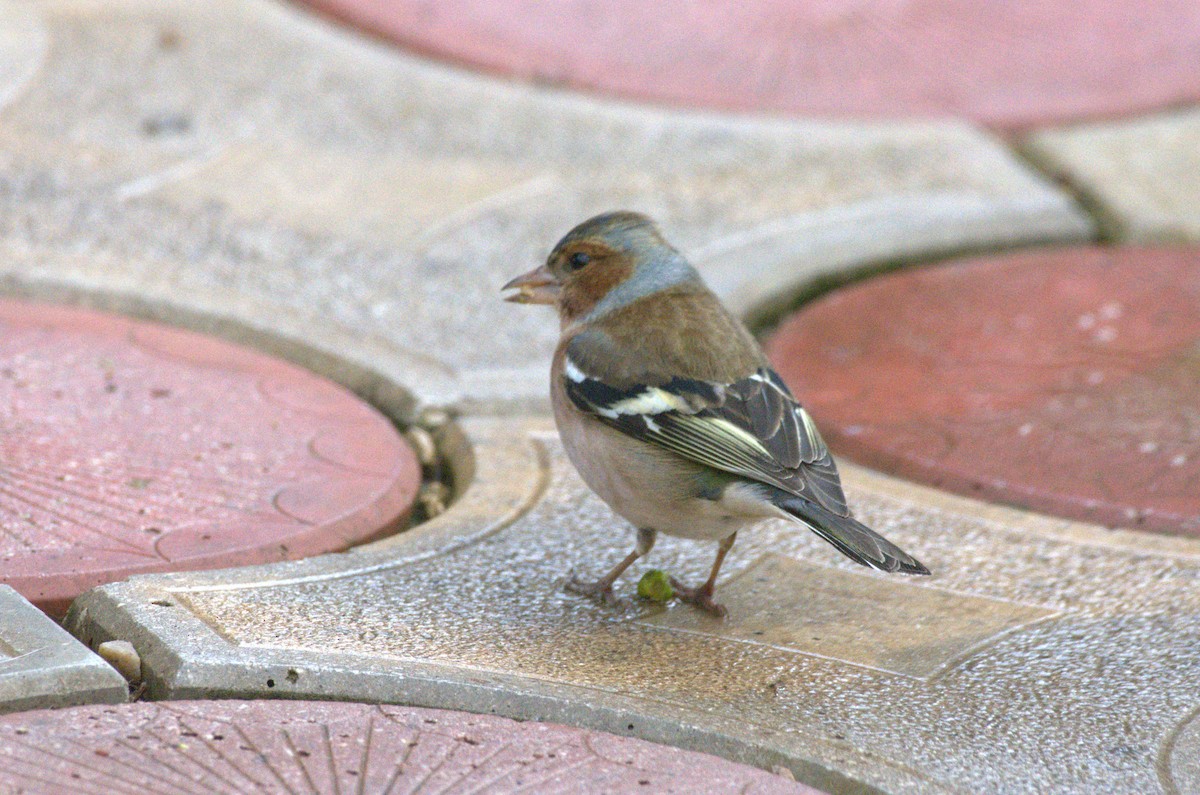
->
504, 211, 929, 616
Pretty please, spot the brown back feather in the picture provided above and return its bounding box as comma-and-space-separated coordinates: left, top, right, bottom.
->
582, 284, 766, 387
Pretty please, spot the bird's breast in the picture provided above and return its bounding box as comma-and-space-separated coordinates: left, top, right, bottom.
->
552, 379, 758, 540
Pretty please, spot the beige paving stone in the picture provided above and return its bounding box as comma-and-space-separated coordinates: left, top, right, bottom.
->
0, 585, 127, 714
0, 3, 46, 113
0, 0, 1091, 412
639, 553, 1055, 681
155, 141, 553, 249
70, 418, 1200, 794
1023, 109, 1200, 242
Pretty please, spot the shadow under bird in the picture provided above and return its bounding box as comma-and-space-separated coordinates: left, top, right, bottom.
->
504, 211, 929, 616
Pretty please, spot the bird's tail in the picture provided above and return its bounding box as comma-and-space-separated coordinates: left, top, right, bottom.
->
770, 491, 930, 575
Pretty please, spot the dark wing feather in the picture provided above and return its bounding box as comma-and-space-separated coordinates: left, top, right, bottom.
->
563, 349, 849, 516
771, 491, 929, 574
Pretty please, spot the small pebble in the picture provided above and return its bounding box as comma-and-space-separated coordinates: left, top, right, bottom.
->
418, 408, 452, 429
404, 427, 438, 467
418, 481, 450, 518
97, 640, 142, 684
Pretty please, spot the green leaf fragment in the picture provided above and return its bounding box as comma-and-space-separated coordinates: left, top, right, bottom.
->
637, 569, 674, 603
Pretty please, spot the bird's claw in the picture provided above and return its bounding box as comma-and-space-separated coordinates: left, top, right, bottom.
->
564, 572, 620, 605
669, 577, 728, 618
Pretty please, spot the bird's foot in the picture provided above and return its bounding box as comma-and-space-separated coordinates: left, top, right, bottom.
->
564, 572, 620, 606
669, 578, 727, 618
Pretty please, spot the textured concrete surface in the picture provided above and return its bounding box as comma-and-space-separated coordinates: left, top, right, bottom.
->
0, 700, 813, 794
1024, 109, 1200, 242
767, 247, 1200, 537
0, 585, 126, 715
69, 418, 1200, 794
1, 0, 1189, 791
0, 0, 1090, 412
1168, 708, 1200, 795
0, 299, 419, 617
303, 0, 1200, 129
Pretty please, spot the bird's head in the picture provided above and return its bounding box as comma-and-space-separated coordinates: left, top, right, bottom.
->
503, 211, 699, 324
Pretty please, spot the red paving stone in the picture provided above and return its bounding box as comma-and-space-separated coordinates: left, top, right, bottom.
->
766, 248, 1200, 536
301, 0, 1200, 129
0, 700, 814, 793
0, 300, 419, 616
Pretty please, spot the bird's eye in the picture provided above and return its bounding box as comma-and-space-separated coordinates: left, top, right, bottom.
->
568, 251, 591, 271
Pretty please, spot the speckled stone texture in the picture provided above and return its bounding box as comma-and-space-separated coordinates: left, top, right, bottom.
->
69, 419, 1200, 794
767, 247, 1200, 537
302, 0, 1200, 129
0, 0, 1089, 411
0, 299, 419, 616
0, 585, 126, 714
0, 700, 811, 794
1168, 707, 1200, 795
1024, 109, 1200, 242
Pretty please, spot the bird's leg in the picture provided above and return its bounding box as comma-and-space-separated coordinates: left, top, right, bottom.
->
671, 532, 737, 618
566, 527, 656, 604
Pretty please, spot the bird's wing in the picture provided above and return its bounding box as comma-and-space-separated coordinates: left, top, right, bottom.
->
562, 346, 849, 515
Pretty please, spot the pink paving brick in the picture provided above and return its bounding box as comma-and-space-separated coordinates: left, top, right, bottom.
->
0, 700, 815, 793
300, 0, 1200, 129
0, 300, 420, 616
766, 248, 1200, 536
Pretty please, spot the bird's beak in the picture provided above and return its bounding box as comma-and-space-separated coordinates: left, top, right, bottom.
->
502, 264, 560, 305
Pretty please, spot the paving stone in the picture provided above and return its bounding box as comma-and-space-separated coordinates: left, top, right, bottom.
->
1168, 707, 1200, 795
0, 0, 1091, 411
0, 299, 419, 617
0, 585, 126, 714
1023, 109, 1200, 242
0, 700, 812, 794
68, 418, 1200, 794
767, 247, 1200, 538
0, 2, 46, 113
302, 0, 1200, 129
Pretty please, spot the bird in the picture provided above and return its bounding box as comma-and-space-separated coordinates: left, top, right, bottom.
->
503, 211, 929, 616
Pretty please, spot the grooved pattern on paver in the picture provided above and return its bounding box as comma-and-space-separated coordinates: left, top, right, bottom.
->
301, 0, 1200, 128
0, 300, 419, 616
0, 700, 812, 794
767, 247, 1200, 536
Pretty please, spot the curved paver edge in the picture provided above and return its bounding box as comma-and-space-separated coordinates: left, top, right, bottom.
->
0, 586, 127, 714
0, 205, 1093, 416
705, 189, 1094, 320
67, 418, 906, 793
0, 271, 454, 421
66, 416, 1200, 791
